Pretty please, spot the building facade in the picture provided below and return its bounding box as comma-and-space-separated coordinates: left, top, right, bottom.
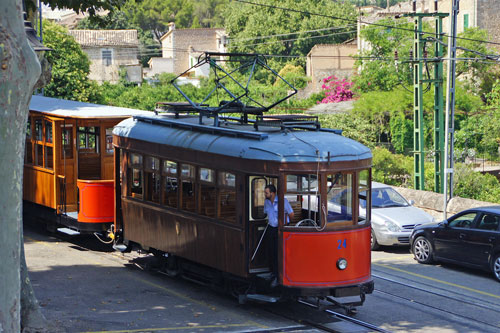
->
69, 30, 140, 84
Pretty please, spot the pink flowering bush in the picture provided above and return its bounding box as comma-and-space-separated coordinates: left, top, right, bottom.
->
318, 76, 354, 104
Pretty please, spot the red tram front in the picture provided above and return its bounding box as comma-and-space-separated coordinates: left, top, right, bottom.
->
112, 113, 374, 308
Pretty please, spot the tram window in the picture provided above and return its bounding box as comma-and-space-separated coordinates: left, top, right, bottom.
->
130, 153, 142, 166
358, 170, 370, 224
25, 141, 33, 164
218, 172, 236, 223
326, 173, 353, 223
219, 171, 235, 188
131, 168, 143, 198
35, 119, 42, 141
144, 156, 160, 203
35, 144, 43, 167
25, 118, 33, 164
61, 126, 73, 159
162, 160, 178, 208
200, 168, 216, 218
199, 168, 214, 183
163, 176, 178, 208
181, 164, 196, 213
45, 146, 53, 170
285, 174, 321, 227
164, 160, 177, 174
251, 178, 267, 219
78, 126, 99, 153
26, 119, 31, 139
45, 121, 52, 143
128, 153, 143, 199
105, 128, 113, 154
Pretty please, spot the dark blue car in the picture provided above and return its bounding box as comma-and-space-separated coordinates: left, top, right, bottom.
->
410, 206, 500, 282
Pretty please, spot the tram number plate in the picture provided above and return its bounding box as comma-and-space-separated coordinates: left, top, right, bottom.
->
337, 238, 347, 249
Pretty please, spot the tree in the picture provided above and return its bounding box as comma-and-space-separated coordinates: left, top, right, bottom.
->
224, 0, 357, 69
0, 1, 125, 330
42, 20, 101, 102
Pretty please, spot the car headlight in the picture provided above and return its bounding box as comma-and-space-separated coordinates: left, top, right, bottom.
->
384, 220, 401, 232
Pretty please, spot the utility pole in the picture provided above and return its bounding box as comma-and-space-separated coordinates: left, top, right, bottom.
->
404, 0, 447, 192
443, 0, 460, 219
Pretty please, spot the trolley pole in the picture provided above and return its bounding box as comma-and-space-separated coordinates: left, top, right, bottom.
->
443, 0, 460, 219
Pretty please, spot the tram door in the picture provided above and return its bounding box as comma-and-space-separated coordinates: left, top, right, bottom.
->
77, 125, 101, 180
248, 176, 277, 273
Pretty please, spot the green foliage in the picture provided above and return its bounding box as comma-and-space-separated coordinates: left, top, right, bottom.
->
453, 164, 500, 203
389, 112, 413, 154
121, 0, 228, 40
318, 113, 378, 148
454, 28, 495, 87
275, 64, 309, 89
371, 147, 412, 185
42, 20, 101, 102
355, 17, 416, 92
224, 0, 357, 69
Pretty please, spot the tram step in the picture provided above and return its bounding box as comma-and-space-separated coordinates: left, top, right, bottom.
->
245, 294, 280, 303
57, 227, 80, 236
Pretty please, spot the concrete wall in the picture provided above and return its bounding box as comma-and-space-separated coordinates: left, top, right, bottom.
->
392, 186, 496, 220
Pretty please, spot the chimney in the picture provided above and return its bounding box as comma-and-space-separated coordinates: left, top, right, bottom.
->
168, 22, 175, 32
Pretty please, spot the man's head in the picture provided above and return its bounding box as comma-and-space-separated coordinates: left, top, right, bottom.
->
264, 184, 276, 200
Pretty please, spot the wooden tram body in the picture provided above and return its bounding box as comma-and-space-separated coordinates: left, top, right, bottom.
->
113, 113, 374, 304
23, 96, 150, 234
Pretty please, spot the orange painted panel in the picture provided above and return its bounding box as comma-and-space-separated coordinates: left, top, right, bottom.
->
77, 180, 114, 223
282, 227, 371, 287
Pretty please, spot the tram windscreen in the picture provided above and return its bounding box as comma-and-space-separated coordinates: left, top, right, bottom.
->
285, 174, 321, 228
326, 173, 353, 223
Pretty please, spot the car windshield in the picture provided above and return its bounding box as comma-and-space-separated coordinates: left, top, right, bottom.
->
360, 187, 408, 208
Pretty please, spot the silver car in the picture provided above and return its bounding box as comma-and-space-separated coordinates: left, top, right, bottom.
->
367, 182, 434, 250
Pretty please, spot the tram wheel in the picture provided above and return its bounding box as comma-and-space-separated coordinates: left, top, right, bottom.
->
412, 236, 433, 264
370, 229, 379, 251
491, 253, 500, 282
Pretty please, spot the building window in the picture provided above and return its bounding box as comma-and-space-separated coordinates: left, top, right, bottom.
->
464, 14, 469, 30
102, 49, 112, 66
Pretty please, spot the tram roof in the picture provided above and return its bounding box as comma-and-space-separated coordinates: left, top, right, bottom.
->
113, 115, 372, 163
29, 95, 152, 119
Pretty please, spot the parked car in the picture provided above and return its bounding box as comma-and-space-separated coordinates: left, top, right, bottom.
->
410, 206, 500, 282
365, 182, 435, 250
311, 182, 435, 250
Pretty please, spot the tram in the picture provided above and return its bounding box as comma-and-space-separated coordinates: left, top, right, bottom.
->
23, 95, 151, 236
112, 53, 374, 308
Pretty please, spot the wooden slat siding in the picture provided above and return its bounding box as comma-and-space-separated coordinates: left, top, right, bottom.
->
121, 198, 247, 277
23, 167, 55, 208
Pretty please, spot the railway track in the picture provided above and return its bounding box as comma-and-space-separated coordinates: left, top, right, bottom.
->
372, 273, 500, 332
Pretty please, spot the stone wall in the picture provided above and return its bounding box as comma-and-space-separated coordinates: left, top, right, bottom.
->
392, 186, 496, 220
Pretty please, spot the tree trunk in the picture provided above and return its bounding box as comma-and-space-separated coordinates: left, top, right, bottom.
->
0, 0, 41, 331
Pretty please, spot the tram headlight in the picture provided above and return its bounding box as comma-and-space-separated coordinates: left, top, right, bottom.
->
337, 258, 348, 270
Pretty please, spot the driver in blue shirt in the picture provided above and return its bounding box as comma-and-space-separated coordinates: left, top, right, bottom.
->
263, 184, 294, 287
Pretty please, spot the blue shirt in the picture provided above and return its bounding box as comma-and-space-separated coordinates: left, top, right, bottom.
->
264, 196, 293, 227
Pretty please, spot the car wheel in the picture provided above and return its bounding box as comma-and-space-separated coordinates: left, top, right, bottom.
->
371, 229, 379, 251
492, 253, 500, 282
412, 236, 433, 264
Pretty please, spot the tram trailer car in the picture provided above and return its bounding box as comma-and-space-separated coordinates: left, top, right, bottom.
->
23, 96, 151, 236
113, 113, 374, 307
